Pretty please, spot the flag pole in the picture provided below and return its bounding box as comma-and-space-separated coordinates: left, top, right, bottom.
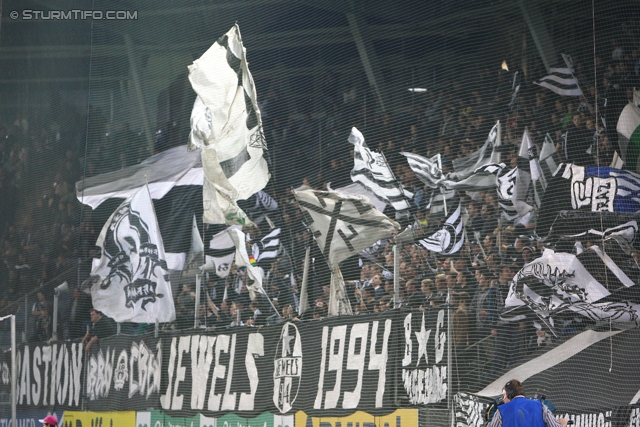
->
393, 243, 400, 309
194, 273, 201, 329
298, 246, 311, 315
442, 187, 448, 217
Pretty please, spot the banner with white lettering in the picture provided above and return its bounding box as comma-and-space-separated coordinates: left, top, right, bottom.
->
0, 309, 448, 417
157, 310, 419, 417
84, 335, 163, 411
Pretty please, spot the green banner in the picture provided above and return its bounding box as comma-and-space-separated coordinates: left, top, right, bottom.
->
137, 410, 200, 427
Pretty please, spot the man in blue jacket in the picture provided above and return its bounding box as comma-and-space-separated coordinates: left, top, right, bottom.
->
487, 380, 567, 427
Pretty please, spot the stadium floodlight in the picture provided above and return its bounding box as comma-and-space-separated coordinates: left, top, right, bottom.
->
408, 87, 428, 93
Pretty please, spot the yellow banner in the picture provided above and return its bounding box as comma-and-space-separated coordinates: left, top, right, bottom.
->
62, 411, 136, 427
294, 409, 418, 427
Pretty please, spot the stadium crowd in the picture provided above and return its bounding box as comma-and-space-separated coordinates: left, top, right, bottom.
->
0, 39, 637, 373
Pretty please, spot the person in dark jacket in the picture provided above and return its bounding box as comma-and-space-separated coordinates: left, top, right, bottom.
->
81, 308, 116, 352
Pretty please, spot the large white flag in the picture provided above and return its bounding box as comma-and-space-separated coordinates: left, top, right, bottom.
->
293, 189, 400, 266
76, 145, 203, 274
188, 24, 269, 225
90, 187, 176, 323
348, 127, 411, 211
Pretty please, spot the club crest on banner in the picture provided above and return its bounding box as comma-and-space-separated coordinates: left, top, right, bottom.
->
0, 362, 8, 385
113, 350, 129, 391
274, 322, 303, 413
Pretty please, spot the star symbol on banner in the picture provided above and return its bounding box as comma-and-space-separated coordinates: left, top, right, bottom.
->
282, 324, 293, 357
415, 313, 431, 367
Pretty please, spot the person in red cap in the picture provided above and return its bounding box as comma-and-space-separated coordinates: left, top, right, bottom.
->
39, 415, 58, 426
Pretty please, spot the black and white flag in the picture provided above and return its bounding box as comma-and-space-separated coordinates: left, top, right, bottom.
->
76, 145, 202, 210
90, 187, 176, 323
402, 152, 443, 189
419, 201, 465, 255
505, 238, 640, 334
77, 146, 204, 275
202, 225, 240, 278
404, 150, 501, 193
450, 121, 501, 181
445, 163, 503, 192
293, 189, 400, 266
188, 24, 269, 225
254, 227, 281, 264
328, 182, 387, 213
538, 163, 640, 237
349, 127, 411, 211
496, 166, 520, 221
533, 53, 583, 97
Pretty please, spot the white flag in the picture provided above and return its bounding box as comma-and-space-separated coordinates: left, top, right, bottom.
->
90, 187, 176, 323
293, 189, 400, 266
188, 24, 269, 225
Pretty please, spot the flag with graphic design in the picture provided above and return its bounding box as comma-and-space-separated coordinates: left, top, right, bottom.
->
349, 127, 411, 211
419, 201, 465, 254
293, 189, 400, 266
402, 152, 443, 189
90, 187, 176, 323
188, 24, 269, 225
503, 238, 640, 336
537, 163, 640, 237
202, 225, 240, 278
